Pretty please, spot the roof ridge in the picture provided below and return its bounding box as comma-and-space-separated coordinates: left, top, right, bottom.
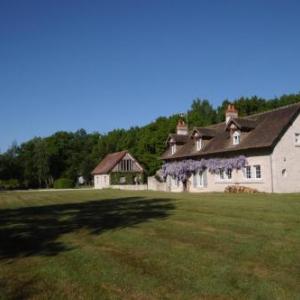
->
243, 101, 300, 118
190, 102, 300, 131
107, 150, 128, 156
234, 117, 257, 121
91, 150, 128, 175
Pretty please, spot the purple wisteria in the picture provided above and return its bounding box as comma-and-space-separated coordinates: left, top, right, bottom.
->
161, 156, 247, 181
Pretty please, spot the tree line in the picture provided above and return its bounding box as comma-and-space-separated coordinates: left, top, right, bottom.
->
1, 93, 299, 189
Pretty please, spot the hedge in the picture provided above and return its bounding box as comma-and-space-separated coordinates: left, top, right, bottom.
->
0, 179, 21, 190
53, 178, 74, 189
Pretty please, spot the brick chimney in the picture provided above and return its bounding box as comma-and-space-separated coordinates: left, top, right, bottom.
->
225, 104, 238, 124
176, 118, 188, 135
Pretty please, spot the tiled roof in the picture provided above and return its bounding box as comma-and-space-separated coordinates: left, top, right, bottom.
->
192, 127, 216, 137
226, 118, 257, 130
162, 103, 300, 160
91, 151, 127, 175
166, 133, 189, 144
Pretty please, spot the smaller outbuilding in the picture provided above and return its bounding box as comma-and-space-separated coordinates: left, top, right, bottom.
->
91, 150, 144, 189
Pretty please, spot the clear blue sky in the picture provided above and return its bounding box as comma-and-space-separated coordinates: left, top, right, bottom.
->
1, 0, 300, 152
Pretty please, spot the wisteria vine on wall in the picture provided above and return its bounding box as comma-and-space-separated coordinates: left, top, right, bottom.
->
161, 156, 248, 181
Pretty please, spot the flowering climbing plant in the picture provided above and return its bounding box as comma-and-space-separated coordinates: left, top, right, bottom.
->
161, 156, 247, 181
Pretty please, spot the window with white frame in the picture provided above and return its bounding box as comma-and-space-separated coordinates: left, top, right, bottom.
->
218, 169, 232, 180
193, 171, 204, 187
171, 144, 176, 155
244, 165, 262, 179
244, 166, 251, 179
295, 133, 300, 145
232, 131, 241, 145
196, 138, 202, 151
254, 165, 261, 179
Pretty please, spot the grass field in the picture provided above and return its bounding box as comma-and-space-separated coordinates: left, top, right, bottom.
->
0, 190, 299, 300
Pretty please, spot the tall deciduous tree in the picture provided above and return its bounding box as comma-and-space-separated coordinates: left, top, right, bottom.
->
187, 99, 216, 128
34, 139, 51, 187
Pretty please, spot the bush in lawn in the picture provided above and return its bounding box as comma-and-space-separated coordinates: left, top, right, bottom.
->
53, 178, 74, 189
224, 185, 258, 193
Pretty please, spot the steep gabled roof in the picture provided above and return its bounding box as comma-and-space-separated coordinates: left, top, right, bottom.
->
91, 151, 127, 175
192, 127, 216, 138
161, 103, 300, 160
166, 133, 189, 144
226, 118, 257, 131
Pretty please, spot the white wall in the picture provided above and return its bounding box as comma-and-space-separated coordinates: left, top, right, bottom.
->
148, 176, 167, 192
165, 175, 184, 192
109, 184, 148, 191
271, 113, 300, 193
94, 173, 146, 190
229, 155, 272, 192
162, 154, 272, 193
94, 174, 110, 189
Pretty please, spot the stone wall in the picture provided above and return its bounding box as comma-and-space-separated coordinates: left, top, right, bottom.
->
147, 176, 167, 192
109, 184, 148, 191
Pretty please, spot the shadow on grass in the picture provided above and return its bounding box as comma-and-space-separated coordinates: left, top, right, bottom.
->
0, 197, 175, 259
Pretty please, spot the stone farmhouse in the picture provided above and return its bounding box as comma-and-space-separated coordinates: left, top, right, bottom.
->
92, 151, 145, 189
160, 103, 300, 193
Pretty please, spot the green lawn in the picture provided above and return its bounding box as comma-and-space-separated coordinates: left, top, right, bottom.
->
0, 190, 299, 300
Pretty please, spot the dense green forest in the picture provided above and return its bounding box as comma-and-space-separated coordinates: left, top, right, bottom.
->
1, 93, 300, 189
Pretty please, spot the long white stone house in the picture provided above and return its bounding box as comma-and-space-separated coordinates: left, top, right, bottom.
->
92, 151, 144, 189
160, 103, 300, 193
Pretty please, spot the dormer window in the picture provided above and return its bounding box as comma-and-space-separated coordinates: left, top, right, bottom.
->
196, 138, 202, 151
232, 131, 240, 145
171, 144, 176, 155
193, 132, 202, 151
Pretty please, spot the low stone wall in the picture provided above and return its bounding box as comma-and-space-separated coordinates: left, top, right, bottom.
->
147, 176, 167, 192
109, 184, 148, 191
